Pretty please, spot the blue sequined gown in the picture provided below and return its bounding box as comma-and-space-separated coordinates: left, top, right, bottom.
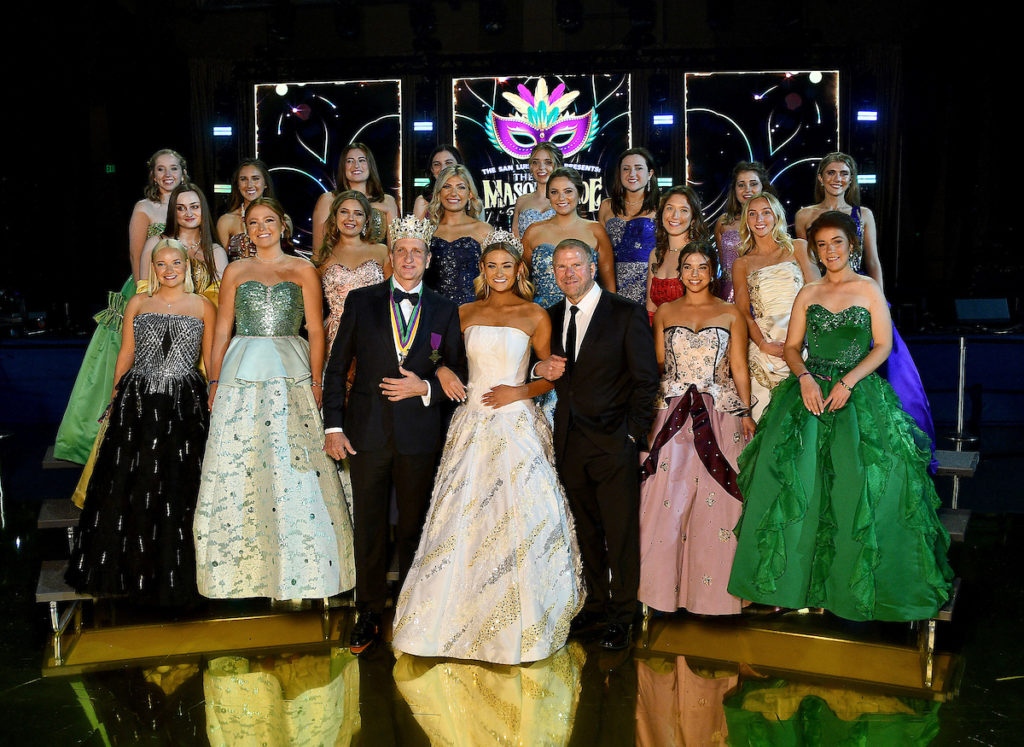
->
518, 207, 555, 238
606, 216, 656, 304
426, 235, 482, 306
194, 281, 355, 600
66, 313, 207, 605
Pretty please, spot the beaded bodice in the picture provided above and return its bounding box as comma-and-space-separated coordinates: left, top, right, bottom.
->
747, 261, 804, 319
191, 259, 215, 295
227, 233, 256, 262
365, 207, 387, 244
606, 216, 656, 264
426, 235, 481, 306
650, 276, 684, 308
805, 304, 873, 371
131, 313, 203, 387
658, 325, 745, 413
234, 281, 304, 336
518, 207, 555, 237
322, 260, 384, 322
530, 243, 564, 308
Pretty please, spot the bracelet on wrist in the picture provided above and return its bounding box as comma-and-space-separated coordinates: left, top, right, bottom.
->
838, 379, 853, 391
798, 372, 812, 380
208, 379, 219, 385
311, 381, 322, 388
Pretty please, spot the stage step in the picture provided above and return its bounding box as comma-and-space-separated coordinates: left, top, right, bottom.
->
935, 577, 960, 623
42, 445, 80, 470
938, 508, 970, 542
38, 499, 81, 529
935, 450, 979, 478
36, 559, 92, 604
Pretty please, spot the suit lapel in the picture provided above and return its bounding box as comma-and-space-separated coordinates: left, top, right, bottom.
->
549, 302, 566, 357
574, 291, 610, 367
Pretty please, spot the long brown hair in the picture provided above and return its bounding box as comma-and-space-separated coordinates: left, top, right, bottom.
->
546, 167, 587, 217
720, 160, 776, 224
225, 158, 276, 213
813, 152, 861, 206
653, 186, 710, 271
315, 190, 375, 266
608, 147, 659, 217
164, 183, 218, 285
678, 241, 721, 297
335, 142, 386, 202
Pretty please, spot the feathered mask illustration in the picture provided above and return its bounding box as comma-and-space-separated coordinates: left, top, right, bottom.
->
485, 79, 599, 159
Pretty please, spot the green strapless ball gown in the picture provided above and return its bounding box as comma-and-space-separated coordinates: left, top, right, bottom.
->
727, 304, 953, 622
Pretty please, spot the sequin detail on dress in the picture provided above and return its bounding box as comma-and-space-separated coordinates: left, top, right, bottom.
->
194, 281, 355, 600
530, 243, 564, 308
606, 216, 656, 304
322, 260, 385, 357
717, 228, 742, 302
518, 207, 555, 237
426, 235, 482, 306
66, 313, 208, 605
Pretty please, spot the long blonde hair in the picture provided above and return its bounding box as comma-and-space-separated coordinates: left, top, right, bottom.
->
738, 193, 795, 256
147, 239, 195, 294
427, 165, 484, 224
473, 242, 534, 300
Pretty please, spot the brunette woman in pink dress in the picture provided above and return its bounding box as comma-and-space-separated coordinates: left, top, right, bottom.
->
713, 161, 776, 302
638, 242, 756, 615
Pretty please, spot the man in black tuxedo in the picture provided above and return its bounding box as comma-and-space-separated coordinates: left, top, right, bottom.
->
324, 216, 466, 654
535, 238, 659, 650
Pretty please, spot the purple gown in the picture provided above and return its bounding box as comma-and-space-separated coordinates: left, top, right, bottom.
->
851, 206, 937, 470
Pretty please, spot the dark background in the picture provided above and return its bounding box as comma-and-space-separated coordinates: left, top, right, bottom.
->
1, 0, 1015, 331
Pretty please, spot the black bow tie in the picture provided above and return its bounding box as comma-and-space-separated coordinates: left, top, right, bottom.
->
392, 289, 420, 305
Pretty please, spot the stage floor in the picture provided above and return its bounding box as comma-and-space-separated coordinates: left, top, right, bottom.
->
2, 424, 1023, 744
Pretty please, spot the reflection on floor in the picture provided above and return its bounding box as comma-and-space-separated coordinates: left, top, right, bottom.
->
18, 599, 962, 746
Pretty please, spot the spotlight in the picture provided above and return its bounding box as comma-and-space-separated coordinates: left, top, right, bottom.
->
857, 110, 878, 122
652, 114, 674, 126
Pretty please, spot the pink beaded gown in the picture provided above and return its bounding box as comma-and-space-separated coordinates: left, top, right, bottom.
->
638, 324, 750, 615
322, 260, 385, 358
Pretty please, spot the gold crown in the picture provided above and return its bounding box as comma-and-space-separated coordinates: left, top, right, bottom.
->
482, 228, 523, 253
388, 215, 435, 247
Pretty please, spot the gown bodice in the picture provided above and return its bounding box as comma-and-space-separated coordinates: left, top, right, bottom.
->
650, 276, 685, 307
427, 235, 481, 306
147, 222, 166, 239
530, 243, 564, 307
658, 325, 745, 413
463, 325, 531, 411
518, 207, 555, 237
131, 314, 203, 383
805, 304, 873, 372
605, 216, 656, 264
227, 232, 256, 261
234, 281, 304, 336
747, 261, 804, 319
322, 260, 385, 322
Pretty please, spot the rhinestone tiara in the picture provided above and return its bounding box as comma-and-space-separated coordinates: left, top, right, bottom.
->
481, 228, 523, 253
388, 215, 435, 247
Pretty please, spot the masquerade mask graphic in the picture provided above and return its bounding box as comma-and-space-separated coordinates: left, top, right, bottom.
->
485, 79, 599, 159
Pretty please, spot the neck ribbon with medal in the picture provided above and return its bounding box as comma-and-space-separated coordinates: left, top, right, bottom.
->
390, 279, 422, 365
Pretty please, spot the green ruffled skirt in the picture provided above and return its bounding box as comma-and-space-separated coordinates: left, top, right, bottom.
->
53, 277, 136, 464
727, 368, 953, 621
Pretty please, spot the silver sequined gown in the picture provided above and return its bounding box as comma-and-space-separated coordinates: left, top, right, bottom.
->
66, 313, 208, 605
391, 325, 585, 664
194, 281, 355, 600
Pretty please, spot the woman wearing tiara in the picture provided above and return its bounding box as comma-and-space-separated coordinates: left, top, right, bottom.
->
392, 230, 584, 665
54, 148, 187, 464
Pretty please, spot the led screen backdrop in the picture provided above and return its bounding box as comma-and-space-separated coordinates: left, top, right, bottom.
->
685, 71, 840, 223
254, 79, 402, 251
453, 74, 631, 228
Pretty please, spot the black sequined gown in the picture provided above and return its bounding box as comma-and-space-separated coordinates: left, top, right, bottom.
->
66, 313, 209, 605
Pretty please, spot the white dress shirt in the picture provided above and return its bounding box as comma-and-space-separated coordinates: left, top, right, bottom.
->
325, 281, 430, 436
560, 281, 603, 359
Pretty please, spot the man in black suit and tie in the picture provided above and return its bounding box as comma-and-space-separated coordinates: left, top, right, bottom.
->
535, 238, 659, 650
324, 215, 466, 654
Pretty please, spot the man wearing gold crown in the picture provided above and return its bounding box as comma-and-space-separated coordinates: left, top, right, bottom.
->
323, 215, 467, 654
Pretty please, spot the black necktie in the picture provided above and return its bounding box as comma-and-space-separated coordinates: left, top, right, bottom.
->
566, 305, 579, 370
392, 289, 420, 306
